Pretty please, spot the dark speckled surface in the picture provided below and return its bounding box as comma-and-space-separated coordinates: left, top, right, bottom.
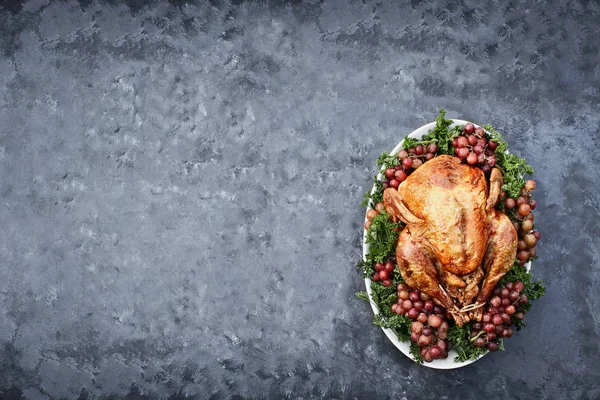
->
1, 0, 599, 398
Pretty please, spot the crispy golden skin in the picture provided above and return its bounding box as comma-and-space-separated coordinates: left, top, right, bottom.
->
384, 155, 518, 326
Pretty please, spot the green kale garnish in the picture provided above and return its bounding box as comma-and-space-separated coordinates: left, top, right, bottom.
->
447, 323, 490, 362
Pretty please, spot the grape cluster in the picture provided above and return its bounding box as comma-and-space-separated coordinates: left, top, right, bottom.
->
391, 283, 450, 362
471, 281, 529, 351
382, 143, 439, 189
505, 180, 540, 264
451, 123, 498, 172
371, 260, 395, 287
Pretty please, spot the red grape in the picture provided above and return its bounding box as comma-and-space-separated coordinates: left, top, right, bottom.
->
395, 170, 407, 182
473, 322, 483, 331
482, 313, 492, 323
488, 342, 499, 351
398, 290, 409, 300
402, 300, 413, 310
383, 279, 392, 287
467, 135, 478, 146
429, 345, 442, 359
456, 148, 469, 159
501, 288, 510, 298
409, 291, 420, 302
412, 159, 423, 169
509, 291, 520, 302
411, 321, 424, 334
487, 155, 497, 167
529, 199, 537, 210
438, 321, 449, 333
492, 315, 503, 326
518, 203, 531, 216
473, 145, 484, 155
437, 330, 448, 340
517, 251, 530, 262
420, 292, 431, 301
437, 340, 447, 351
525, 180, 536, 191
451, 137, 458, 148
422, 328, 433, 336
487, 332, 497, 341
464, 123, 475, 134
505, 282, 514, 290
501, 313, 511, 324
391, 304, 401, 314
490, 296, 501, 307
418, 313, 428, 323
372, 272, 380, 281
514, 312, 524, 320
418, 334, 432, 347
497, 306, 505, 314
397, 150, 409, 159
514, 281, 525, 292
389, 179, 400, 189
428, 314, 443, 328
375, 263, 384, 271
413, 300, 424, 310
424, 301, 434, 311
385, 168, 396, 179
425, 153, 435, 161
407, 308, 419, 319
484, 323, 495, 333
522, 219, 534, 232
411, 332, 420, 342
457, 136, 468, 148
501, 298, 511, 307
423, 351, 434, 362
489, 306, 498, 315
467, 152, 478, 165
384, 262, 394, 273
488, 140, 498, 150
533, 231, 541, 240
482, 164, 491, 173
505, 198, 516, 209
378, 270, 389, 280
520, 294, 529, 304
382, 182, 389, 189
427, 143, 438, 153
524, 233, 537, 248
433, 306, 443, 314
477, 137, 487, 148
505, 305, 516, 315
402, 158, 413, 169
504, 328, 513, 338
415, 145, 425, 155
475, 127, 485, 136
474, 337, 486, 348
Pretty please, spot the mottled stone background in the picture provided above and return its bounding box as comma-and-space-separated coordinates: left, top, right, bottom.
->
0, 0, 599, 398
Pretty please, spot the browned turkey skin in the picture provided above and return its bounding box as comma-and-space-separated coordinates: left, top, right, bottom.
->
383, 155, 518, 326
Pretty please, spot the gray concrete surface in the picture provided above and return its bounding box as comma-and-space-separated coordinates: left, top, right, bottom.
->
0, 0, 599, 398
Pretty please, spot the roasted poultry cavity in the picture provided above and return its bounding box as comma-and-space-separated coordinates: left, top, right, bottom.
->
383, 155, 518, 326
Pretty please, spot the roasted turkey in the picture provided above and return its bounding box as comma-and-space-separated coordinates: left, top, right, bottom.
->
383, 155, 518, 326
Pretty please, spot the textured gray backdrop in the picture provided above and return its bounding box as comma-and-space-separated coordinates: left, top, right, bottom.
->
1, 0, 599, 399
